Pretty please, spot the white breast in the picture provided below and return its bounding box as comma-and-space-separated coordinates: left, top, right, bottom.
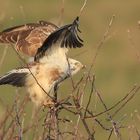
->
39, 45, 68, 70
25, 45, 70, 106
25, 61, 67, 106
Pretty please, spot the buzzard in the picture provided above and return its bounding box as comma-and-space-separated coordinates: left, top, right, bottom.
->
0, 17, 84, 106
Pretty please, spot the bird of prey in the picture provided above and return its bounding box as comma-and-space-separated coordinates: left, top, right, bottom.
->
0, 17, 84, 106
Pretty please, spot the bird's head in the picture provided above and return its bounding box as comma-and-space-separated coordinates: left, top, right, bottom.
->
68, 58, 85, 76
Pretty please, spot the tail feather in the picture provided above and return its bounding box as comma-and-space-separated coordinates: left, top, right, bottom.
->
0, 68, 29, 87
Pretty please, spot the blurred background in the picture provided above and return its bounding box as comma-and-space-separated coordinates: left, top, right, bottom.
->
0, 0, 140, 139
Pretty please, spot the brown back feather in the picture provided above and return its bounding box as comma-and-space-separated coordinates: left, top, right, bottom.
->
0, 21, 58, 56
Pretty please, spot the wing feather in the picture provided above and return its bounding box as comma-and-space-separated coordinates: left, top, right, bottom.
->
34, 17, 83, 61
0, 21, 58, 56
0, 68, 29, 87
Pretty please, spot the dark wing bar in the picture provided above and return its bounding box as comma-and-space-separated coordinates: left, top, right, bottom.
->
0, 69, 28, 87
34, 17, 83, 61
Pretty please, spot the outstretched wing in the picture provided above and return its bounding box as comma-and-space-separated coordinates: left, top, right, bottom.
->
0, 21, 58, 56
0, 68, 29, 87
34, 17, 83, 61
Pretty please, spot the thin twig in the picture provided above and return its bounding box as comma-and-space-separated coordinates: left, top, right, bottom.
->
0, 45, 8, 72
84, 75, 95, 117
85, 84, 137, 118
58, 0, 65, 26
14, 95, 23, 140
93, 85, 122, 140
128, 29, 140, 63
111, 86, 140, 118
88, 15, 115, 74
108, 129, 113, 140
78, 0, 88, 17
12, 46, 54, 101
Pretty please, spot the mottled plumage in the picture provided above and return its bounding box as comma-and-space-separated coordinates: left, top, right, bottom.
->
0, 59, 84, 106
0, 20, 58, 56
0, 17, 84, 106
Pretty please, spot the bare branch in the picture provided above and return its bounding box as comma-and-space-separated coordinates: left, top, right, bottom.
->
78, 0, 88, 17
0, 45, 8, 72
88, 15, 115, 74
